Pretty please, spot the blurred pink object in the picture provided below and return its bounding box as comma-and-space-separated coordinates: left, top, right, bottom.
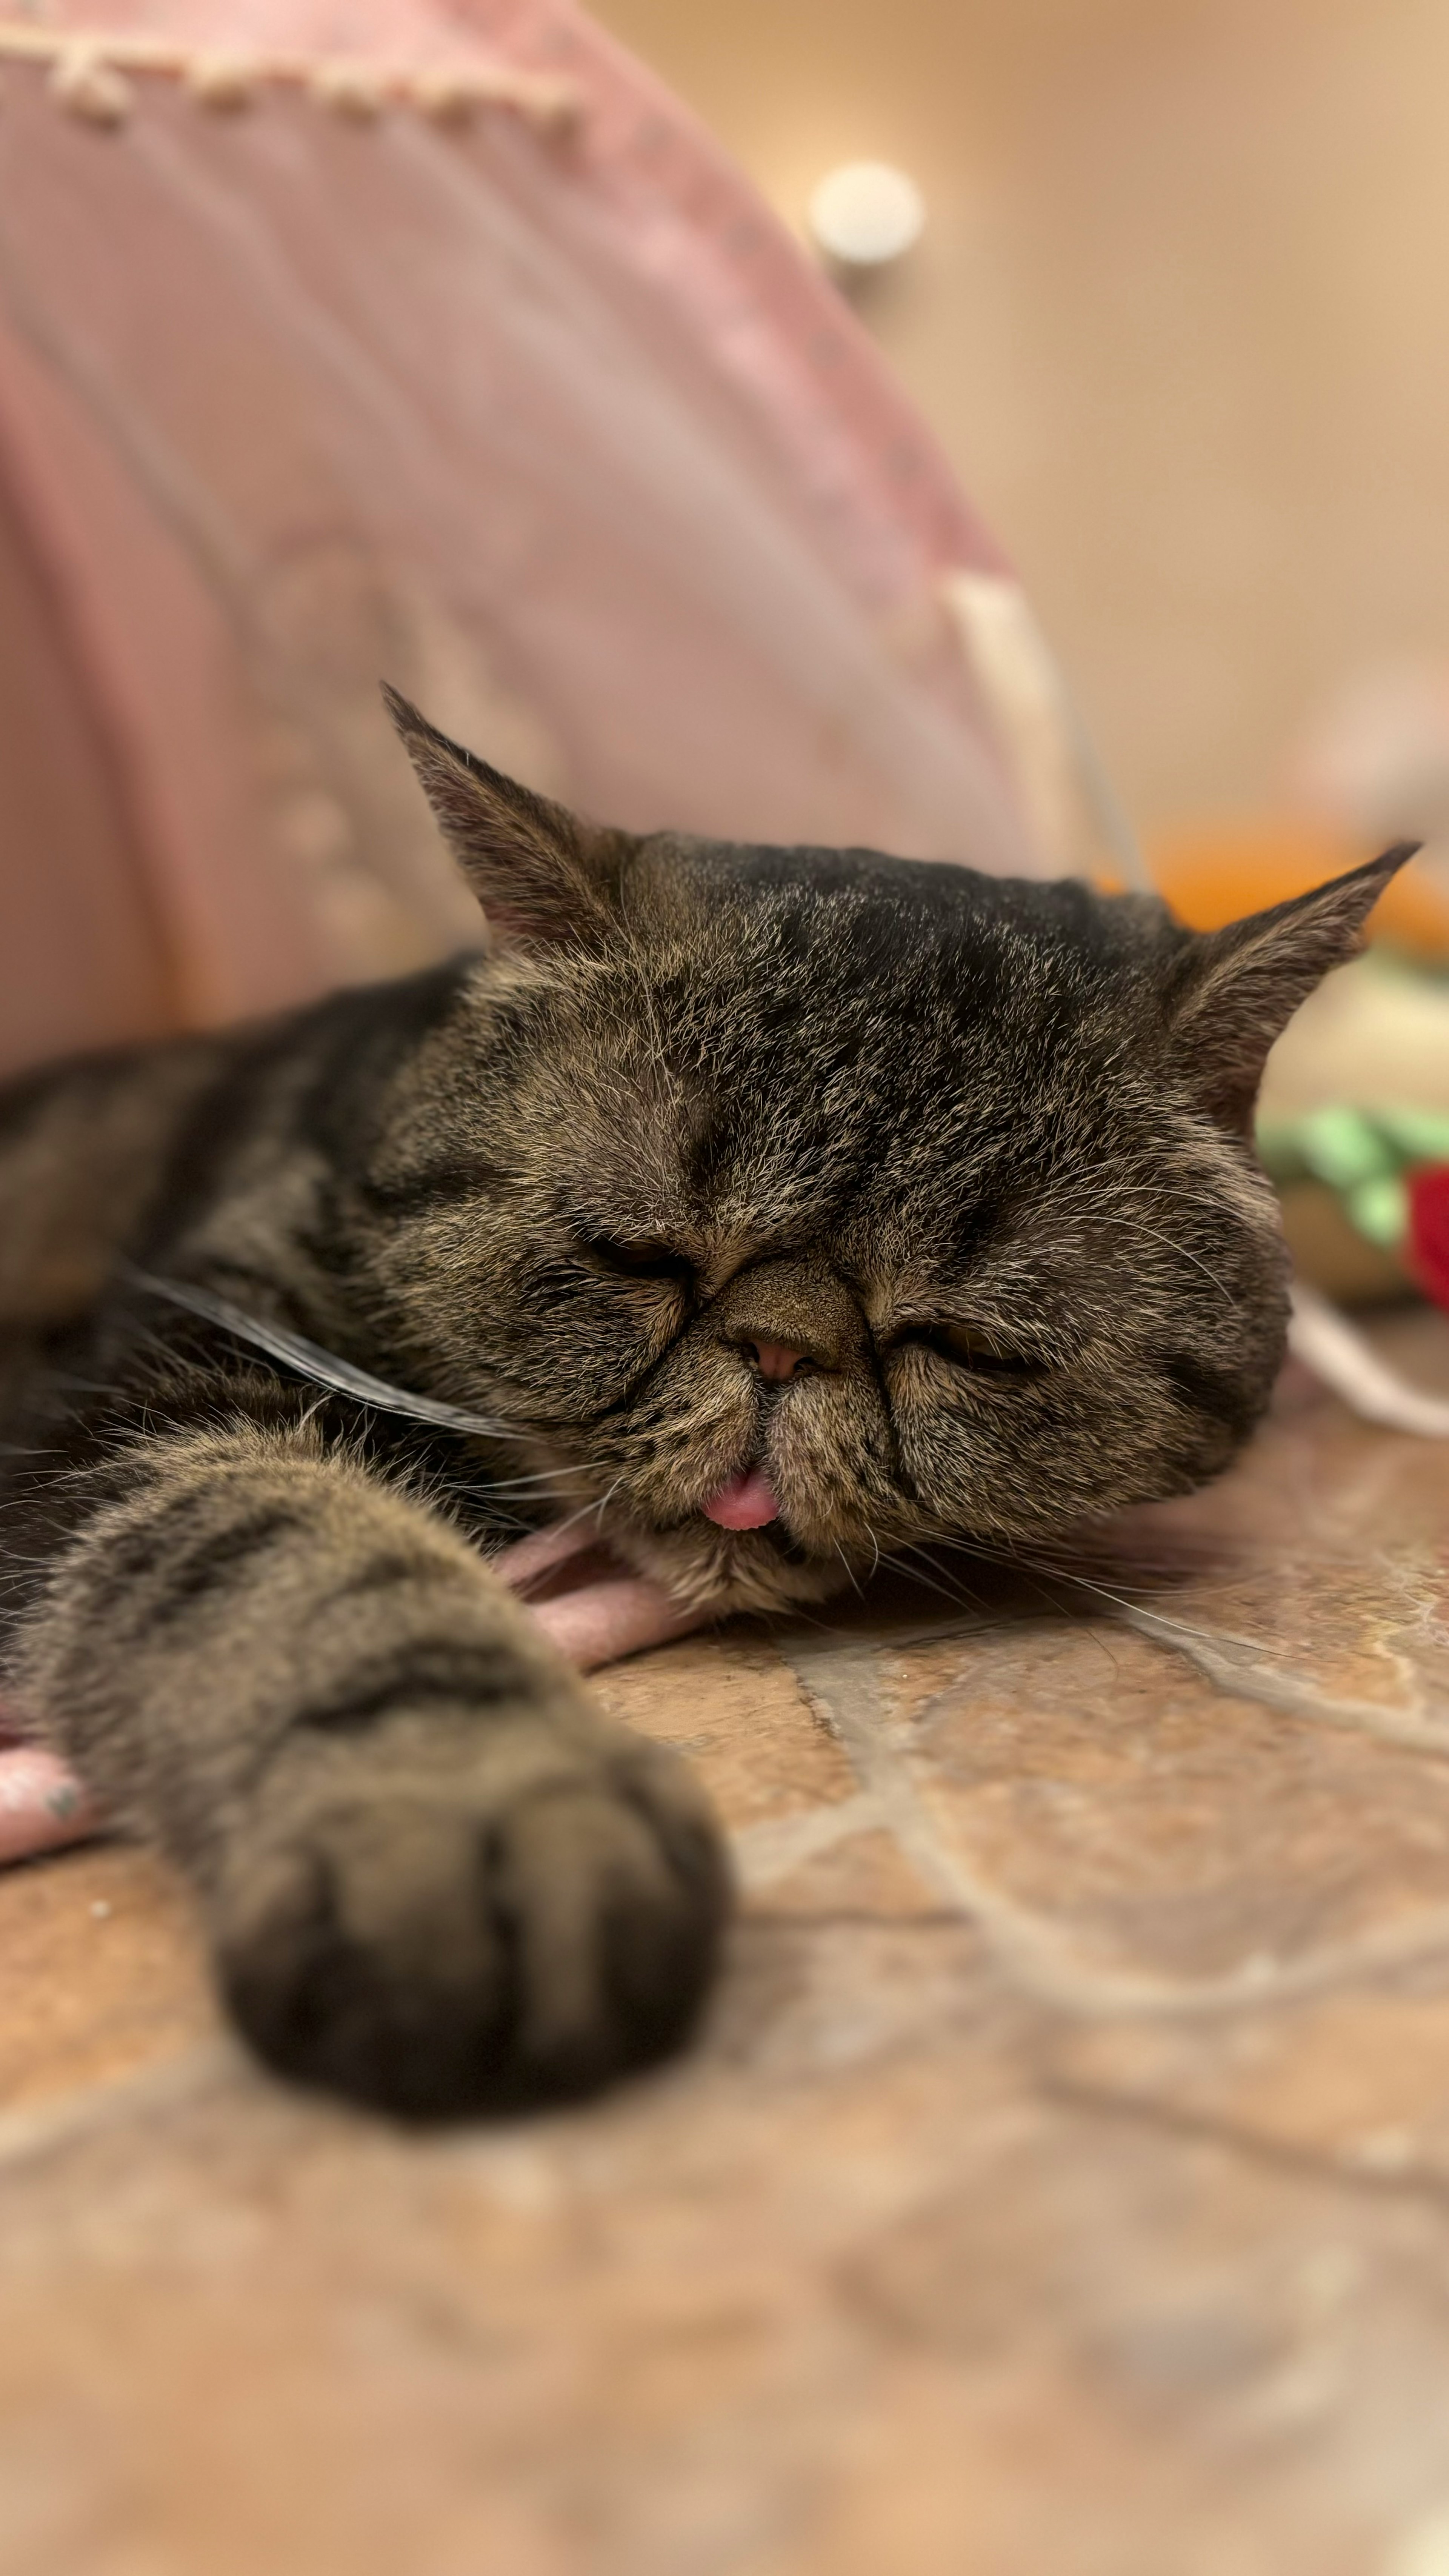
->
0, 1738, 102, 1865
0, 0, 1089, 1084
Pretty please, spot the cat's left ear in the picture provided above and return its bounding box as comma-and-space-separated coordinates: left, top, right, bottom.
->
383, 686, 625, 944
1161, 842, 1420, 1132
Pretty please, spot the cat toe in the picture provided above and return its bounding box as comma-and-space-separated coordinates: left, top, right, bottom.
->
211, 1738, 730, 2120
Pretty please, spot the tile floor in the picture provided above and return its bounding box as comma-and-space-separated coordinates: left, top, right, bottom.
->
6, 1312, 1449, 2575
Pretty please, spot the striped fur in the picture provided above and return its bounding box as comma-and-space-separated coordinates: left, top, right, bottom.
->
0, 701, 1409, 2116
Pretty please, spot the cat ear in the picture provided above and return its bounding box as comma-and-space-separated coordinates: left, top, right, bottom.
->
1161, 842, 1420, 1132
383, 685, 621, 943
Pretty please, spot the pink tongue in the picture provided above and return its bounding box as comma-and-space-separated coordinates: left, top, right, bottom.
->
702, 1464, 780, 1530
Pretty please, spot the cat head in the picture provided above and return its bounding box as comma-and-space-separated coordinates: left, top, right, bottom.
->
368, 691, 1412, 1612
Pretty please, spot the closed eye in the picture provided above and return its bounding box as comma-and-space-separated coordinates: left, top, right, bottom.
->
918, 1321, 1043, 1377
580, 1235, 696, 1289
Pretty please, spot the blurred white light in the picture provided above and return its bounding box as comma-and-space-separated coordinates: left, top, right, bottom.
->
807, 161, 925, 269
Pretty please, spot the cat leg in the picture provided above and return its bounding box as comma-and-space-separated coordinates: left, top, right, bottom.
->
9, 1420, 729, 2117
0, 1541, 713, 1865
0, 1535, 711, 1868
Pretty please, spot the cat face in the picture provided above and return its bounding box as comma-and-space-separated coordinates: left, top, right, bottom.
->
365, 694, 1411, 1613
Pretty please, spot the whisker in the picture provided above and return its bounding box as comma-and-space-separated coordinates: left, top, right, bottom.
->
1128, 1216, 1239, 1312
833, 1542, 866, 1600
933, 1532, 1300, 1664
877, 1546, 991, 1616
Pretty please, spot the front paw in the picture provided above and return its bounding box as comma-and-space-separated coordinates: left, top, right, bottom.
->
209, 1721, 729, 2119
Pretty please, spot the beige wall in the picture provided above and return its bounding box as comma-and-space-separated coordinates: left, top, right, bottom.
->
589, 0, 1449, 840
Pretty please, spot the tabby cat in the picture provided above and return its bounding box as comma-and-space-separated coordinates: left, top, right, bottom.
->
0, 691, 1409, 2116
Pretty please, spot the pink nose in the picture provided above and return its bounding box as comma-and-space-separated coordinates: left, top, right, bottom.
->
743, 1339, 811, 1383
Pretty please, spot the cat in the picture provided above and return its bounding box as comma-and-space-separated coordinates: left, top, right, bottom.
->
0, 688, 1411, 2117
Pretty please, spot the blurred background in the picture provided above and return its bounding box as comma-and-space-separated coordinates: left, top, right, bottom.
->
592, 0, 1449, 838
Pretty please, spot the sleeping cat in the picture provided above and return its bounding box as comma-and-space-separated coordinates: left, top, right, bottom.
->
0, 690, 1410, 2117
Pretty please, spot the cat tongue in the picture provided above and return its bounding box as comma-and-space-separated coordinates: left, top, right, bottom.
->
702, 1465, 779, 1530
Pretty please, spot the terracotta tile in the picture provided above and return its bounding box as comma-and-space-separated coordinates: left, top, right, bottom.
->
593, 1629, 856, 1830
0, 1842, 216, 2114
1053, 1983, 1449, 2189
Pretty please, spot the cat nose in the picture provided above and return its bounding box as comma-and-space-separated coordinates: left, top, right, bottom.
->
740, 1337, 814, 1383
721, 1261, 863, 1380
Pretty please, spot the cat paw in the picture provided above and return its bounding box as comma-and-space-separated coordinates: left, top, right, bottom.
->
209, 1725, 729, 2119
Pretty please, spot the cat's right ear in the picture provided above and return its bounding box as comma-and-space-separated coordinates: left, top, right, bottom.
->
383, 686, 623, 945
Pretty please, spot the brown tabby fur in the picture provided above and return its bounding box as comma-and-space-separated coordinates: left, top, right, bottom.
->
0, 693, 1412, 2116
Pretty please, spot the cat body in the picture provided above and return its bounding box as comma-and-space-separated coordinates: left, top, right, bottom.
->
0, 696, 1409, 2115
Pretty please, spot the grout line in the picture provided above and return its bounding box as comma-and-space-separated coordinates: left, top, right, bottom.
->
1114, 1602, 1449, 1758
782, 1639, 1449, 2025
732, 1790, 888, 1890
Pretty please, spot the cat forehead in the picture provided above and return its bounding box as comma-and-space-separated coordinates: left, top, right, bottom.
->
545, 970, 1184, 1244
463, 856, 1184, 1205
593, 880, 1155, 1111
